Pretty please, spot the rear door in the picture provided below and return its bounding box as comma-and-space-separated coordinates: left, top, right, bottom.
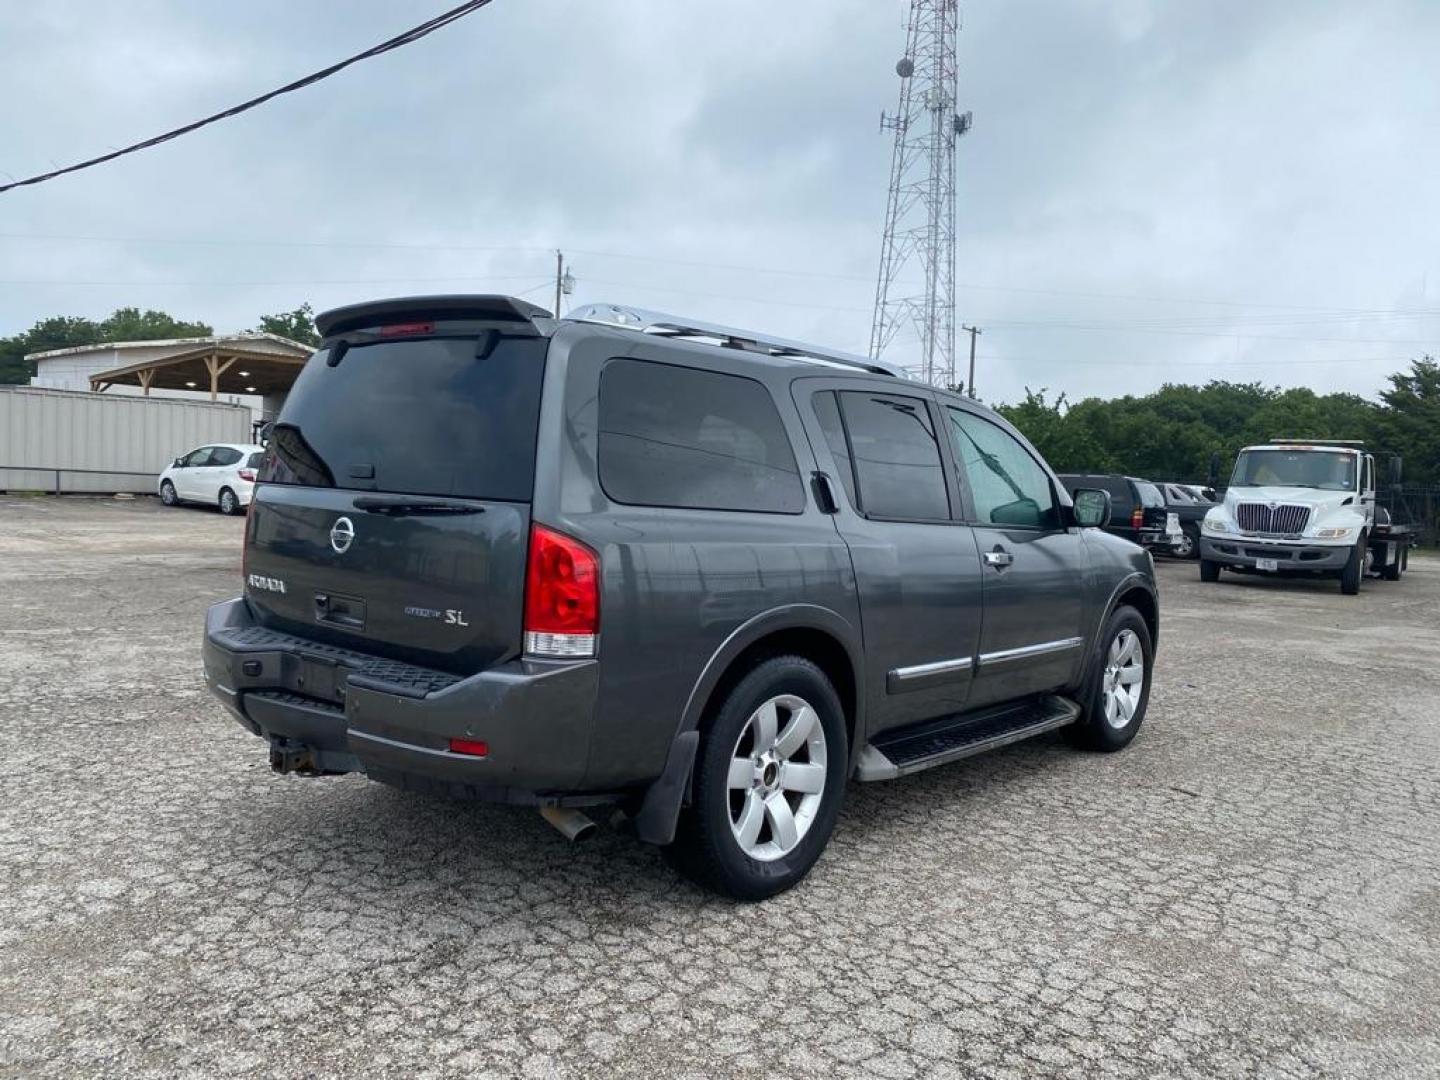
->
942, 405, 1085, 706
248, 327, 548, 674
204, 446, 244, 502
801, 382, 984, 733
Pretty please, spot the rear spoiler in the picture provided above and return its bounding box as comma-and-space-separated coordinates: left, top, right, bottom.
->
316, 295, 553, 338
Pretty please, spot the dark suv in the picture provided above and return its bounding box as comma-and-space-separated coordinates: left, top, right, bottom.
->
1058, 474, 1173, 551
204, 296, 1159, 900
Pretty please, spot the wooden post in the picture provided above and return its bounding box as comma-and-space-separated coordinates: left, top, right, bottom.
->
203, 354, 237, 401
137, 369, 154, 397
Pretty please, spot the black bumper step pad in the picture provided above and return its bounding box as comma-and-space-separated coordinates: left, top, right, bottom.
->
213, 624, 461, 698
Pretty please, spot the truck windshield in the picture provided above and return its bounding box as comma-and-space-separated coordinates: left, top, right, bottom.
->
1231, 450, 1356, 491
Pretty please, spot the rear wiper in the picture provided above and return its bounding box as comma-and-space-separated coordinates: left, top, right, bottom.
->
352, 494, 486, 516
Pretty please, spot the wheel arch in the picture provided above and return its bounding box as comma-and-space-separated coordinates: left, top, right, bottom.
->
1075, 573, 1159, 694
633, 605, 864, 846
680, 605, 863, 758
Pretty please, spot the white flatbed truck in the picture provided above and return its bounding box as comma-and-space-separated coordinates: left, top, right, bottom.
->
1198, 439, 1414, 595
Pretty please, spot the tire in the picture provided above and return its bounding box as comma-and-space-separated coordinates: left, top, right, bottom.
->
1340, 538, 1364, 595
1199, 558, 1220, 582
1173, 525, 1199, 560
1069, 606, 1153, 753
160, 481, 178, 507
218, 487, 240, 516
665, 655, 847, 901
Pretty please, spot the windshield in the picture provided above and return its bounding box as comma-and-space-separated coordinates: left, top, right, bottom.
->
259, 335, 546, 501
1231, 449, 1356, 491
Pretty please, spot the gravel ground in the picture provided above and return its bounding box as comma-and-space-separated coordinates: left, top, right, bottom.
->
1, 496, 1437, 1079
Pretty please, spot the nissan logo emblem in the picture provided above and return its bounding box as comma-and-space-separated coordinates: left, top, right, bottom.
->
330, 516, 355, 555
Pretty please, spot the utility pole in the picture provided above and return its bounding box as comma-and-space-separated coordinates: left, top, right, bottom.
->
962, 324, 981, 397
553, 250, 565, 318
870, 0, 970, 386
552, 251, 576, 317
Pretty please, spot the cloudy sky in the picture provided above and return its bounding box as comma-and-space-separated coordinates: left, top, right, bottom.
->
2, 0, 1437, 405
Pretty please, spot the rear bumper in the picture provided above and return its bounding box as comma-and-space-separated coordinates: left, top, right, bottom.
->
1200, 537, 1351, 571
203, 597, 601, 801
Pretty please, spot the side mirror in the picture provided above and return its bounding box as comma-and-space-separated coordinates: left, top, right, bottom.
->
173, 457, 184, 468
1072, 488, 1111, 528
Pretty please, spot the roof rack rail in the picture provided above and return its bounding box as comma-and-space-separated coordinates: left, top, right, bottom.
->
564, 303, 910, 379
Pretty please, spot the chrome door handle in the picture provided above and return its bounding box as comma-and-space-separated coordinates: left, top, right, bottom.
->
984, 549, 1014, 568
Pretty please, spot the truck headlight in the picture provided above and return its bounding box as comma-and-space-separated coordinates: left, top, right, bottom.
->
1203, 518, 1231, 534
1313, 527, 1354, 540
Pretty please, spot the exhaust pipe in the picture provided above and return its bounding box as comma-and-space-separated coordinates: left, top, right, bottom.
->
539, 805, 598, 843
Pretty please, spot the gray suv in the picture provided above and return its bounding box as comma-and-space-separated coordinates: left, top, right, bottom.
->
203, 296, 1158, 900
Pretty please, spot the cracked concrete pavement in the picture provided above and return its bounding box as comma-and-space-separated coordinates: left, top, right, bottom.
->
1, 496, 1437, 1078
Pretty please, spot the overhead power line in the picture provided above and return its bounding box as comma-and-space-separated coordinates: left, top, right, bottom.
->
0, 0, 495, 194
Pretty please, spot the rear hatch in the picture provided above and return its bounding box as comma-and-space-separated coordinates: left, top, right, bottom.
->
1134, 480, 1169, 537
246, 297, 549, 675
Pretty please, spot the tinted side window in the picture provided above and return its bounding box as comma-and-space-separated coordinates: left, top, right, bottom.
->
182, 447, 212, 468
598, 359, 804, 513
210, 447, 243, 467
812, 391, 858, 509
837, 391, 950, 520
245, 452, 265, 469
946, 409, 1058, 529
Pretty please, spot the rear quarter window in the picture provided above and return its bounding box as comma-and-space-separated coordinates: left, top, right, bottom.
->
597, 359, 804, 514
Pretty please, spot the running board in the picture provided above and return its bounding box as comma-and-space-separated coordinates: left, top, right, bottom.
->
855, 695, 1081, 781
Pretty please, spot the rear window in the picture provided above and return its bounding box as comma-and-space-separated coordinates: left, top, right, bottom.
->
1136, 482, 1165, 508
245, 452, 265, 469
260, 335, 545, 501
597, 359, 804, 513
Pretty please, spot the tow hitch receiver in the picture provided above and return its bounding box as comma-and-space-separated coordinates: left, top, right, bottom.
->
269, 737, 320, 775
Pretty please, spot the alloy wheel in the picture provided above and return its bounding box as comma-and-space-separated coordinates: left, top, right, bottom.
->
727, 694, 828, 862
1101, 628, 1145, 729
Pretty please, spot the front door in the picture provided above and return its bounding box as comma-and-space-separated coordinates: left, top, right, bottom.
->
174, 446, 213, 500
942, 405, 1086, 708
799, 383, 984, 736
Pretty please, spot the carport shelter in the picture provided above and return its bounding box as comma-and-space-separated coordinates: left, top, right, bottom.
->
89, 342, 307, 401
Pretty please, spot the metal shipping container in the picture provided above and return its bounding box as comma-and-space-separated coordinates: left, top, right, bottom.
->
0, 386, 251, 495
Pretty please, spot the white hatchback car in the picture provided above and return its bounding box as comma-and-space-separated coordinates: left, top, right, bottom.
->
159, 443, 266, 515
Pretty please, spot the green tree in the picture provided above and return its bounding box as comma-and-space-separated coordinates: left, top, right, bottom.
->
0, 315, 102, 383
256, 302, 320, 347
98, 307, 211, 341
0, 307, 212, 384
1377, 357, 1440, 484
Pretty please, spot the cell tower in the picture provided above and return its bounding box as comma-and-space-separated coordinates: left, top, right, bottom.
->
869, 0, 970, 387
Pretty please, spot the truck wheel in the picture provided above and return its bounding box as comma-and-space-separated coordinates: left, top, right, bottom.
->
1173, 525, 1199, 560
1199, 559, 1220, 582
1340, 539, 1364, 595
1069, 606, 1153, 752
664, 655, 847, 901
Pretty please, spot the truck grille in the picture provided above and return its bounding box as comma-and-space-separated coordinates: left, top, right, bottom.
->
1236, 503, 1311, 536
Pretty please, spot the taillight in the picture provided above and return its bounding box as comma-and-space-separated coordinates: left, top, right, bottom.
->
238, 468, 257, 482
379, 321, 435, 338
524, 524, 599, 658
1131, 507, 1144, 529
